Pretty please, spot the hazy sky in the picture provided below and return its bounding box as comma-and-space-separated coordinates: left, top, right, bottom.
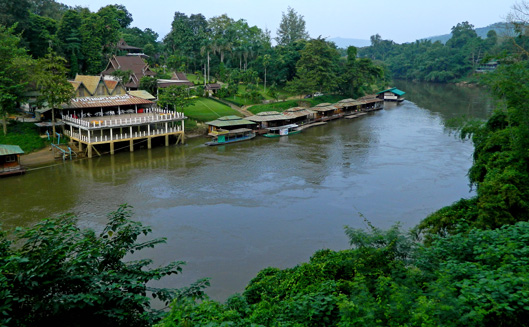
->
61, 0, 515, 43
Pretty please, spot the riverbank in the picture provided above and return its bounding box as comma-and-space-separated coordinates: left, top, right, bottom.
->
20, 147, 56, 167
19, 132, 207, 168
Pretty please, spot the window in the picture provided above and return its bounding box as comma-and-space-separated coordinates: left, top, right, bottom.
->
5, 155, 16, 163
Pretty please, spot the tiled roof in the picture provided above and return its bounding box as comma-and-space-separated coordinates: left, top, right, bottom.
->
74, 75, 102, 95
104, 80, 118, 92
172, 72, 188, 81
101, 56, 155, 88
63, 94, 153, 109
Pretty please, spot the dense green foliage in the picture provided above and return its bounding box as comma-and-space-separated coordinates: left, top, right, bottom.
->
0, 1, 385, 99
157, 222, 529, 326
4, 3, 529, 326
359, 22, 508, 83
0, 121, 46, 153
157, 11, 529, 326
0, 205, 208, 326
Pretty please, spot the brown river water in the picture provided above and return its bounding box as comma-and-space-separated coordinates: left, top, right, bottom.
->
0, 81, 494, 301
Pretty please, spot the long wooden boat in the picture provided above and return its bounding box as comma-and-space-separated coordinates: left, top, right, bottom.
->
205, 128, 256, 146
263, 124, 301, 138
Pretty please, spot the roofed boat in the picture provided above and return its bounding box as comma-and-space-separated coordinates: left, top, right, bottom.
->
205, 128, 256, 146
263, 124, 301, 138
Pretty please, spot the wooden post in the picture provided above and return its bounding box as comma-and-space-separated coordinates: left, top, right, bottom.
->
88, 145, 93, 158
110, 142, 114, 155
148, 137, 152, 149
130, 139, 134, 152
165, 134, 169, 146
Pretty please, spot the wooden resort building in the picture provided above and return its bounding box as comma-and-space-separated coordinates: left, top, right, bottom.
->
282, 107, 316, 125
335, 99, 364, 115
101, 56, 156, 90
0, 145, 25, 177
358, 96, 385, 111
116, 39, 144, 56
158, 72, 194, 89
310, 103, 342, 121
205, 116, 256, 134
246, 111, 289, 133
61, 76, 186, 158
376, 88, 405, 102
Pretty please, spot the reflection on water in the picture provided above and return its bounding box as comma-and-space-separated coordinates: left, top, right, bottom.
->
0, 82, 494, 300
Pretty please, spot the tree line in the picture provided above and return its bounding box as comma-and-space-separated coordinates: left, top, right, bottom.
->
359, 21, 520, 83
0, 1, 386, 95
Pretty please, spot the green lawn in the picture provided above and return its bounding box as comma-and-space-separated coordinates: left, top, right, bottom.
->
184, 97, 241, 122
247, 95, 348, 114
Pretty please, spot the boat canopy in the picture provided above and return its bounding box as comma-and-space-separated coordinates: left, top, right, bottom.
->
267, 124, 298, 131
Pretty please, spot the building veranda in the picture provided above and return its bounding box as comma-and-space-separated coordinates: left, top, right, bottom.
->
60, 75, 186, 158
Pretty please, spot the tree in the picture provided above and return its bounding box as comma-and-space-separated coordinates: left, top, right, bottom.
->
276, 6, 309, 46
0, 205, 209, 326
158, 85, 194, 112
339, 46, 384, 97
139, 76, 158, 96
262, 54, 271, 92
287, 37, 339, 95
35, 51, 75, 136
111, 69, 133, 86
0, 25, 32, 136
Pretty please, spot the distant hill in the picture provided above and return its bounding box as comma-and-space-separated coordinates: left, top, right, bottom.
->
328, 37, 371, 49
424, 22, 515, 44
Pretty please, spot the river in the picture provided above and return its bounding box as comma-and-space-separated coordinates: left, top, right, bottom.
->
0, 81, 494, 301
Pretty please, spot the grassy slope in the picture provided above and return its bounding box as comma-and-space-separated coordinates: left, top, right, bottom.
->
184, 98, 241, 122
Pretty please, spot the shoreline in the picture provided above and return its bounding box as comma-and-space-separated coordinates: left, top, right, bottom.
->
20, 132, 205, 168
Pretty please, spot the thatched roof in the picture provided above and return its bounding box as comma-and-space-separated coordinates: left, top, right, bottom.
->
247, 111, 288, 122
310, 103, 338, 112
282, 107, 316, 118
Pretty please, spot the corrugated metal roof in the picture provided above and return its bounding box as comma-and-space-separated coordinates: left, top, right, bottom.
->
128, 90, 156, 100
206, 116, 256, 127
376, 87, 406, 96
0, 145, 24, 156
63, 94, 153, 109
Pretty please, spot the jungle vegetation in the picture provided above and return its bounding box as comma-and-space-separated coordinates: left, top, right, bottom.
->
1, 1, 529, 326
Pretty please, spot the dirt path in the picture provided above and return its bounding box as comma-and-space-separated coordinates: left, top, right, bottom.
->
20, 147, 56, 167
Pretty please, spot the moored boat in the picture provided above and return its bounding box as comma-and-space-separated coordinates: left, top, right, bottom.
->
205, 128, 256, 146
263, 124, 301, 138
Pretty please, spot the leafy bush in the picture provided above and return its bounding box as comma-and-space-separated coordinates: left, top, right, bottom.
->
0, 121, 46, 153
0, 205, 208, 327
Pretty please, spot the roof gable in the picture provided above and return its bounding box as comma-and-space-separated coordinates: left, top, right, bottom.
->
74, 75, 105, 95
